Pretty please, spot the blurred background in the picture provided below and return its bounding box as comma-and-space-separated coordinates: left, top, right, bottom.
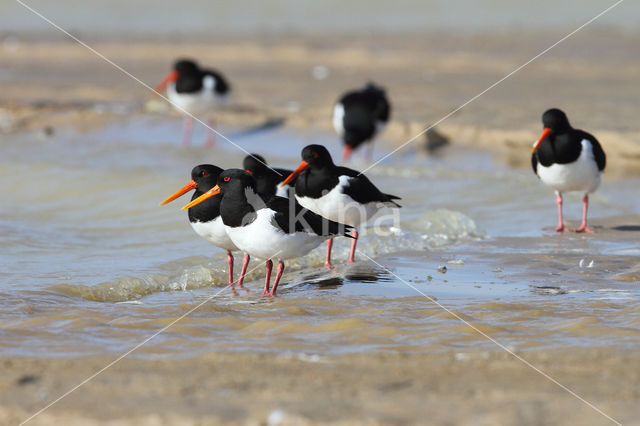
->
1, 0, 639, 36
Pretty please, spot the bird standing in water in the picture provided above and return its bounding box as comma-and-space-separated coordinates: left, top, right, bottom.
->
333, 83, 391, 161
281, 145, 400, 269
183, 169, 353, 296
156, 59, 230, 147
531, 108, 606, 233
160, 165, 249, 295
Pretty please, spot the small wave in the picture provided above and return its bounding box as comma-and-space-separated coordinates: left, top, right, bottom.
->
51, 266, 215, 303
53, 209, 484, 302
405, 209, 485, 247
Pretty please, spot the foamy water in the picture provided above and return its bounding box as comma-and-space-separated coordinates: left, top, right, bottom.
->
1, 115, 639, 358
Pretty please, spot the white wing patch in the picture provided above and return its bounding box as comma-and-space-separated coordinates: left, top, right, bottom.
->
332, 103, 345, 136
203, 75, 216, 91
276, 184, 292, 198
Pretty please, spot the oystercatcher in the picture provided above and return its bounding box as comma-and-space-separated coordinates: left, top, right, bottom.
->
531, 108, 606, 233
243, 154, 296, 198
156, 59, 231, 147
332, 83, 391, 161
280, 144, 401, 268
160, 164, 250, 294
182, 169, 353, 296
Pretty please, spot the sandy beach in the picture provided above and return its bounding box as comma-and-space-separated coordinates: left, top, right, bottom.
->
2, 15, 640, 426
2, 348, 639, 426
2, 31, 640, 176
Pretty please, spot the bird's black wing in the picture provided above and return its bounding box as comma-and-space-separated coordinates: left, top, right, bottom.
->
531, 154, 539, 175
577, 130, 606, 171
376, 96, 391, 122
175, 73, 203, 93
370, 91, 390, 122
336, 167, 401, 207
268, 196, 353, 238
340, 95, 376, 147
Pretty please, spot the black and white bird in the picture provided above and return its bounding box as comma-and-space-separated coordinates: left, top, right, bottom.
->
243, 154, 296, 198
156, 59, 231, 147
182, 169, 353, 296
531, 108, 606, 233
280, 144, 401, 269
332, 83, 391, 161
160, 165, 250, 294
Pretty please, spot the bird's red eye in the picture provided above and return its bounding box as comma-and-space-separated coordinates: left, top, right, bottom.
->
313, 152, 319, 158
223, 176, 230, 182
201, 171, 208, 177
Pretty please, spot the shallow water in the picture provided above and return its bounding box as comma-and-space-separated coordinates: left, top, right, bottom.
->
1, 115, 639, 358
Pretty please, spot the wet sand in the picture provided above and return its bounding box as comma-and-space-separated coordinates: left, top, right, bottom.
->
2, 31, 640, 176
2, 349, 638, 425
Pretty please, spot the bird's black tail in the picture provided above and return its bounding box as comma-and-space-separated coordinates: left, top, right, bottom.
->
326, 219, 355, 239
384, 194, 402, 208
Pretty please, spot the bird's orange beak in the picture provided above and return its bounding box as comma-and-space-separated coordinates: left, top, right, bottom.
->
182, 185, 221, 210
245, 169, 254, 176
342, 145, 352, 161
155, 70, 179, 93
159, 180, 197, 206
531, 128, 552, 154
280, 161, 309, 187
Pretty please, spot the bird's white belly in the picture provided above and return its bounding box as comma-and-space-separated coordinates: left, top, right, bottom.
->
225, 209, 327, 260
296, 176, 380, 228
332, 103, 345, 136
167, 83, 226, 115
190, 217, 238, 252
537, 140, 601, 193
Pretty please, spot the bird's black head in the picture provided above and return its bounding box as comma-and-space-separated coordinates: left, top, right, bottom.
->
301, 144, 335, 168
243, 154, 268, 176
181, 169, 257, 211
542, 108, 571, 133
531, 108, 573, 155
364, 81, 385, 95
173, 59, 200, 75
217, 169, 257, 194
160, 164, 222, 207
191, 164, 223, 192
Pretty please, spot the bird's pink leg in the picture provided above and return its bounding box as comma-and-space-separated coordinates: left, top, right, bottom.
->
348, 229, 359, 263
205, 117, 216, 148
262, 259, 273, 296
236, 253, 251, 293
325, 238, 334, 270
227, 251, 234, 284
555, 192, 569, 232
226, 251, 237, 296
182, 116, 193, 146
573, 193, 594, 233
366, 142, 374, 162
269, 261, 285, 297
